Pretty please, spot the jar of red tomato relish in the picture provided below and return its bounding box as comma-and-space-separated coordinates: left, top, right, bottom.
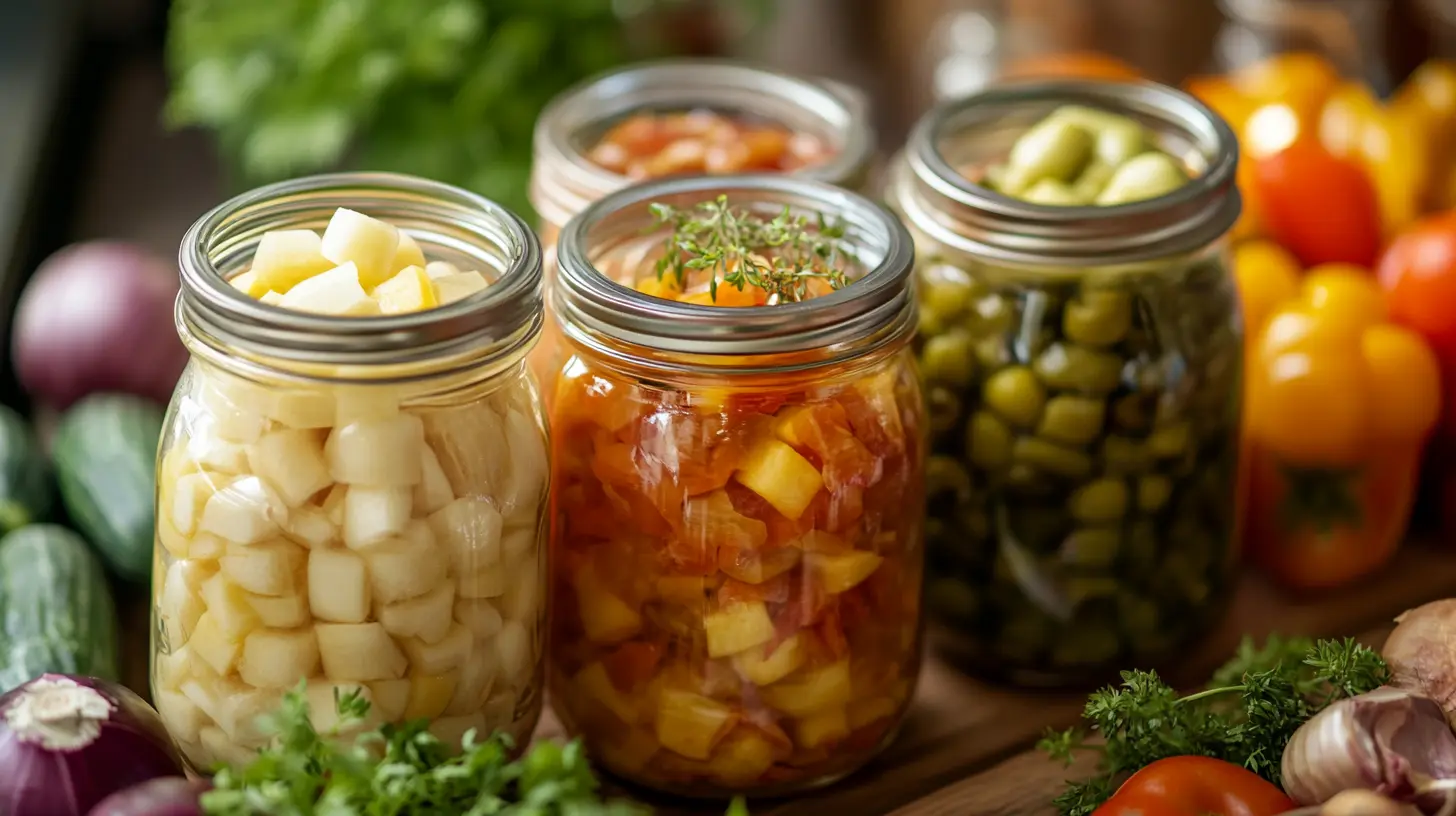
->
546, 175, 924, 797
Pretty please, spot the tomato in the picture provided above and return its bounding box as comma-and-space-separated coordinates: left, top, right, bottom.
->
1378, 210, 1456, 358
1252, 140, 1382, 268
1092, 756, 1295, 816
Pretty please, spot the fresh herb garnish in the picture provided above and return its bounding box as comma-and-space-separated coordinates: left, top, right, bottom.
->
1040, 636, 1390, 816
200, 683, 647, 815
649, 194, 856, 303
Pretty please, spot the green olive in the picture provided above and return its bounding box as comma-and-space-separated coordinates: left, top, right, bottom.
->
1033, 343, 1125, 393
974, 335, 1012, 369
1059, 527, 1121, 567
918, 308, 946, 338
1069, 478, 1129, 523
927, 579, 981, 624
1122, 520, 1161, 573
921, 331, 978, 386
1071, 160, 1116, 201
1035, 395, 1107, 447
1101, 435, 1150, 473
1117, 592, 1161, 638
1110, 392, 1155, 432
971, 293, 1015, 331
966, 411, 1014, 470
1063, 289, 1133, 347
927, 387, 964, 435
1049, 623, 1120, 667
1137, 474, 1173, 512
1022, 178, 1092, 206
1147, 421, 1191, 458
922, 273, 978, 321
1000, 118, 1096, 195
1095, 152, 1189, 206
1006, 463, 1051, 493
927, 455, 974, 502
1064, 575, 1120, 606
1049, 106, 1149, 165
1012, 436, 1093, 479
983, 365, 1047, 428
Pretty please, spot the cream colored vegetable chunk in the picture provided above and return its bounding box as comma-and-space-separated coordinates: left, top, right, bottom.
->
315, 622, 408, 681
307, 548, 371, 623
343, 486, 413, 550
320, 208, 400, 290
247, 428, 332, 507
199, 477, 287, 545
428, 497, 502, 573
363, 524, 447, 604
279, 263, 380, 316
326, 414, 424, 486
220, 541, 305, 597
250, 229, 334, 293
431, 271, 490, 304
240, 627, 320, 688
379, 581, 455, 643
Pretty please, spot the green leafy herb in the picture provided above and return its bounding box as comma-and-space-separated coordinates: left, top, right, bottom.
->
649, 194, 856, 303
1040, 636, 1389, 816
200, 682, 648, 815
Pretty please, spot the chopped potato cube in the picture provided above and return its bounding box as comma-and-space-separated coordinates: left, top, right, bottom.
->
155, 689, 206, 745
308, 548, 371, 623
160, 560, 207, 647
379, 582, 455, 643
655, 689, 736, 760
793, 706, 850, 750
171, 471, 224, 537
342, 486, 413, 550
733, 633, 805, 686
195, 383, 269, 443
431, 271, 489, 304
498, 409, 548, 517
278, 262, 380, 316
220, 541, 305, 597
200, 476, 287, 545
246, 591, 310, 629
703, 602, 775, 658
269, 389, 335, 429
189, 613, 242, 676
428, 497, 503, 573
414, 445, 455, 515
240, 627, 320, 688
189, 533, 226, 560
494, 620, 532, 685
364, 524, 446, 604
247, 428, 332, 507
806, 550, 884, 594
445, 648, 497, 716
200, 574, 260, 640
392, 232, 426, 272
734, 438, 823, 520
424, 261, 460, 280
400, 623, 471, 675
402, 671, 458, 720
453, 597, 503, 640
760, 660, 852, 717
573, 563, 641, 644
574, 661, 639, 725
282, 505, 336, 550
315, 622, 407, 681
456, 564, 507, 599
320, 483, 347, 526
367, 678, 410, 722
250, 229, 334, 293
326, 414, 424, 486
305, 680, 381, 735
185, 433, 250, 475
373, 265, 438, 314
229, 270, 271, 297
321, 208, 400, 289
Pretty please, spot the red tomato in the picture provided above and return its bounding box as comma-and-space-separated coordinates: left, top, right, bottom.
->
1252, 140, 1382, 268
1092, 757, 1296, 816
1378, 210, 1456, 358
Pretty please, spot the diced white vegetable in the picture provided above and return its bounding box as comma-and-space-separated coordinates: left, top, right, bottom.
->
160, 560, 207, 646
200, 573, 260, 640
246, 591, 310, 628
424, 261, 460, 280
445, 647, 498, 716
269, 389, 335, 429
453, 598, 503, 640
247, 428, 332, 507
499, 408, 548, 516
392, 232, 426, 273
307, 548, 371, 623
161, 444, 201, 486
171, 471, 225, 537
157, 513, 191, 560
218, 685, 284, 743
342, 486, 412, 550
195, 385, 269, 444
326, 413, 424, 486
190, 533, 226, 560
199, 476, 287, 544
179, 667, 235, 725
240, 627, 320, 688
367, 678, 411, 722
260, 290, 284, 305
155, 689, 206, 745
379, 581, 455, 644
186, 432, 251, 475
199, 727, 260, 767
364, 523, 446, 604
499, 554, 539, 622
399, 623, 471, 675
421, 406, 506, 497
427, 712, 486, 751
279, 262, 380, 316
220, 541, 305, 597
321, 208, 400, 289
315, 622, 408, 681
333, 386, 400, 426
402, 672, 458, 720
431, 271, 490, 304
320, 484, 347, 526
499, 526, 536, 563
456, 565, 507, 599
250, 228, 334, 293
494, 620, 532, 686
282, 505, 337, 549
229, 270, 269, 297
479, 689, 517, 729
304, 680, 382, 735
428, 497, 502, 574
414, 444, 455, 515
189, 612, 242, 675
372, 266, 438, 314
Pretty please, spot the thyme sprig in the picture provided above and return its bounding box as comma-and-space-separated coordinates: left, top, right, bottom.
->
648, 194, 855, 303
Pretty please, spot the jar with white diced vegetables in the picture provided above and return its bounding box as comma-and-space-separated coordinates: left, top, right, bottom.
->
150, 172, 548, 772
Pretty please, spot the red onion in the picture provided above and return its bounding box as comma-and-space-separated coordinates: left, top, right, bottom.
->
11, 242, 186, 409
88, 776, 210, 816
0, 674, 184, 815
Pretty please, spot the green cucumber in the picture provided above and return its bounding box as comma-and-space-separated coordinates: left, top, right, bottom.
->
0, 404, 53, 534
52, 394, 165, 584
0, 524, 119, 691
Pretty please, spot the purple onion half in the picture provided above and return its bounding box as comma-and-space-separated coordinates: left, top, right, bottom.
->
0, 674, 184, 815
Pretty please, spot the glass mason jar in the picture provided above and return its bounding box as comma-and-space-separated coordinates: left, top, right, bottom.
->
886, 81, 1244, 688
149, 173, 548, 771
527, 59, 877, 385
1212, 0, 1392, 93
546, 175, 925, 796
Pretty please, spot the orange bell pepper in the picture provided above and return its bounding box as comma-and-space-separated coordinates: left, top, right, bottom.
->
1243, 266, 1441, 591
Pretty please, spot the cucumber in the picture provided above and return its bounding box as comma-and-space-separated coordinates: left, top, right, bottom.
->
0, 524, 119, 691
0, 404, 53, 534
52, 394, 165, 584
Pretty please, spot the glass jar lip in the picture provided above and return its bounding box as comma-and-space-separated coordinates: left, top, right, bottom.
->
531, 58, 876, 228
553, 173, 914, 367
896, 79, 1241, 266
178, 172, 542, 369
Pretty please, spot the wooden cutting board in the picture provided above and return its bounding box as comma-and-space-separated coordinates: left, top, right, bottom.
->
118, 542, 1456, 816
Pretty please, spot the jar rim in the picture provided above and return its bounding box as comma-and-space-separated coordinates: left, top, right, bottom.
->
178, 172, 543, 371
895, 79, 1241, 266
531, 58, 876, 229
553, 173, 914, 370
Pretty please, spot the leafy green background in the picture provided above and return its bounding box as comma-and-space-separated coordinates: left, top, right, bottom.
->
164, 0, 771, 218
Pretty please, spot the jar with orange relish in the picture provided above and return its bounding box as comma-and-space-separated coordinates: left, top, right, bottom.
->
546, 175, 924, 797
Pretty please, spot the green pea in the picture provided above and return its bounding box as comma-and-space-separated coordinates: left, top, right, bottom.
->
1063, 289, 1132, 347
1059, 527, 1121, 568
1069, 478, 1129, 523
1001, 118, 1096, 194
1012, 437, 1093, 479
1036, 395, 1107, 447
1095, 152, 1189, 206
966, 411, 1014, 470
1022, 178, 1091, 206
927, 387, 964, 435
1101, 435, 1150, 473
1033, 343, 1124, 393
1137, 475, 1173, 512
1147, 421, 1191, 458
927, 455, 974, 502
921, 331, 978, 386
922, 274, 978, 321
983, 365, 1046, 428
928, 579, 981, 624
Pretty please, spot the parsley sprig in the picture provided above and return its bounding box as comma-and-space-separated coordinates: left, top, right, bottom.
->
200, 683, 652, 815
1040, 636, 1390, 816
649, 195, 856, 303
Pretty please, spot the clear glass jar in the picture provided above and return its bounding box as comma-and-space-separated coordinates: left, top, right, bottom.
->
149, 172, 548, 771
1213, 0, 1392, 92
886, 81, 1243, 688
546, 175, 925, 796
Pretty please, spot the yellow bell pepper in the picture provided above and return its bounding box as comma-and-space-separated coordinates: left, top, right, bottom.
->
1317, 82, 1429, 235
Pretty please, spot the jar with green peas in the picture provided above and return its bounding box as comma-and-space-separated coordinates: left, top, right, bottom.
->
887, 81, 1243, 687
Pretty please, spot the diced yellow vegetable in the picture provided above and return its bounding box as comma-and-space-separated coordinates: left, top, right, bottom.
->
793, 706, 849, 750
200, 573, 260, 640
171, 471, 224, 537
239, 627, 320, 688
229, 270, 271, 297
392, 232, 427, 273
320, 208, 401, 289
372, 265, 438, 314
706, 729, 778, 783
367, 678, 410, 722
246, 428, 332, 508
282, 505, 336, 550
655, 575, 708, 607
195, 382, 269, 442
414, 444, 455, 514
220, 541, 305, 597
431, 271, 490, 304
250, 229, 334, 293
307, 548, 371, 623
278, 263, 380, 316
314, 622, 408, 681
805, 550, 884, 594
703, 601, 775, 658
573, 563, 641, 644
456, 564, 507, 599
654, 689, 736, 760
733, 438, 823, 520
402, 671, 458, 720
155, 645, 193, 691
189, 613, 242, 675
732, 633, 805, 686
847, 695, 900, 730
399, 623, 471, 675
573, 661, 639, 725
759, 660, 852, 717
424, 260, 460, 280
